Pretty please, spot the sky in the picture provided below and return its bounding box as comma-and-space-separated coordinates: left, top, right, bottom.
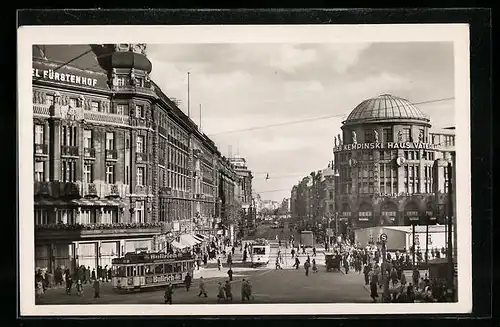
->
147, 42, 455, 202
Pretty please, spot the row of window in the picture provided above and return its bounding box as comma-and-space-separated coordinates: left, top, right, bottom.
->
44, 93, 146, 117
159, 199, 192, 222
34, 204, 146, 226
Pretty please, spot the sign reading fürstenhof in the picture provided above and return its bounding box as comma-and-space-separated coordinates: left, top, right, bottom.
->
333, 142, 439, 152
32, 68, 98, 87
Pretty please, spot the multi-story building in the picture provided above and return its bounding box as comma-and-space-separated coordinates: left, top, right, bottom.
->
332, 94, 456, 238
32, 44, 246, 274
229, 156, 254, 234
290, 166, 336, 231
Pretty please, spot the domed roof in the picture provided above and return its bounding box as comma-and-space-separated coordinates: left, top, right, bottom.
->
343, 94, 430, 125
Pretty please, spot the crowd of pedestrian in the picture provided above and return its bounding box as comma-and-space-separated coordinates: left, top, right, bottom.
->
35, 265, 108, 299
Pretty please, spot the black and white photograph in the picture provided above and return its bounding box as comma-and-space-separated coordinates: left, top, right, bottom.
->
18, 24, 471, 316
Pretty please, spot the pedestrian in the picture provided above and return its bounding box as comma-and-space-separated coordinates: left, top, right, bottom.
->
35, 279, 44, 298
198, 277, 208, 297
217, 257, 222, 271
224, 280, 233, 301
85, 266, 90, 284
312, 259, 318, 273
275, 257, 282, 270
65, 270, 73, 295
400, 272, 407, 286
293, 257, 300, 270
184, 272, 192, 291
232, 246, 235, 256
228, 267, 233, 281
91, 268, 96, 281
370, 270, 379, 302
391, 268, 399, 287
217, 282, 225, 302
93, 278, 100, 299
164, 283, 173, 304
312, 247, 316, 257
76, 279, 83, 296
291, 248, 295, 259
304, 260, 310, 276
302, 244, 306, 254
363, 264, 370, 286
241, 279, 250, 302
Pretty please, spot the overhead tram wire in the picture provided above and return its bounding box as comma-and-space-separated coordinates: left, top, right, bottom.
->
45, 136, 455, 165
32, 48, 95, 82
207, 97, 455, 137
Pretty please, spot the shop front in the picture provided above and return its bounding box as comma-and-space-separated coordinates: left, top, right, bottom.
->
35, 243, 75, 274
355, 202, 375, 229
404, 201, 420, 226
380, 201, 398, 226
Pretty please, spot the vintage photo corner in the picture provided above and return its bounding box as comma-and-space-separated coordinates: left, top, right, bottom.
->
17, 24, 472, 316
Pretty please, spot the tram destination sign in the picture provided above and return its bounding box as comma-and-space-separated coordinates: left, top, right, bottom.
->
113, 252, 193, 264
146, 273, 183, 284
333, 142, 439, 152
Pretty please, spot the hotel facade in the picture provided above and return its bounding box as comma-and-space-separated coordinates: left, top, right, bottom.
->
332, 94, 455, 236
32, 44, 246, 274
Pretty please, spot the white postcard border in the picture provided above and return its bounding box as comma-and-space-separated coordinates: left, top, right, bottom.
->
18, 23, 472, 316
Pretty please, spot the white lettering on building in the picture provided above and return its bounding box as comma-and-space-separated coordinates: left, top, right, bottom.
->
32, 68, 98, 87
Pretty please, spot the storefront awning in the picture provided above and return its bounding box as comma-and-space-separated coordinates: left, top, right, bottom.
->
171, 240, 187, 249
179, 234, 201, 247
193, 234, 205, 243
35, 198, 124, 207
35, 199, 69, 206
71, 199, 125, 207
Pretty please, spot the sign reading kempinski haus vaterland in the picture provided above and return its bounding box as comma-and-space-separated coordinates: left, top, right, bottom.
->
333, 142, 440, 152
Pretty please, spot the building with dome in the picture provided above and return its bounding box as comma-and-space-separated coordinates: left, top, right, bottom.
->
332, 94, 455, 238
31, 44, 246, 274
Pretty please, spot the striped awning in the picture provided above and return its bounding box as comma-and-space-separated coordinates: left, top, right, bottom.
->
193, 234, 205, 243
71, 199, 124, 207
34, 198, 124, 207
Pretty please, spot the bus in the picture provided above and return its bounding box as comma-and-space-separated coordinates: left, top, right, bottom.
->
111, 251, 195, 292
250, 238, 271, 268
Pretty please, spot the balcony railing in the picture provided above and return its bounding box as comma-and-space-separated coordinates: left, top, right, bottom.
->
84, 147, 96, 158
33, 103, 51, 116
80, 182, 128, 198
61, 145, 79, 157
113, 84, 155, 96
34, 144, 48, 155
134, 185, 152, 195
82, 182, 99, 197
136, 152, 149, 162
106, 149, 118, 160
84, 111, 130, 126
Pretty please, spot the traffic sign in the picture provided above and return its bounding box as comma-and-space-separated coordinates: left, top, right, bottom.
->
326, 228, 333, 237
380, 233, 388, 241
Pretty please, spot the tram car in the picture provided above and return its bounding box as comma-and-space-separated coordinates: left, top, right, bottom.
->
250, 238, 271, 268
111, 251, 195, 292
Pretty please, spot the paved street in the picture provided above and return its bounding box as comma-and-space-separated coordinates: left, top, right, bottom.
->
37, 225, 370, 304
36, 265, 369, 304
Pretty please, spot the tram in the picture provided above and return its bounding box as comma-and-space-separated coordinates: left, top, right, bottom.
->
250, 238, 271, 268
111, 251, 195, 292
